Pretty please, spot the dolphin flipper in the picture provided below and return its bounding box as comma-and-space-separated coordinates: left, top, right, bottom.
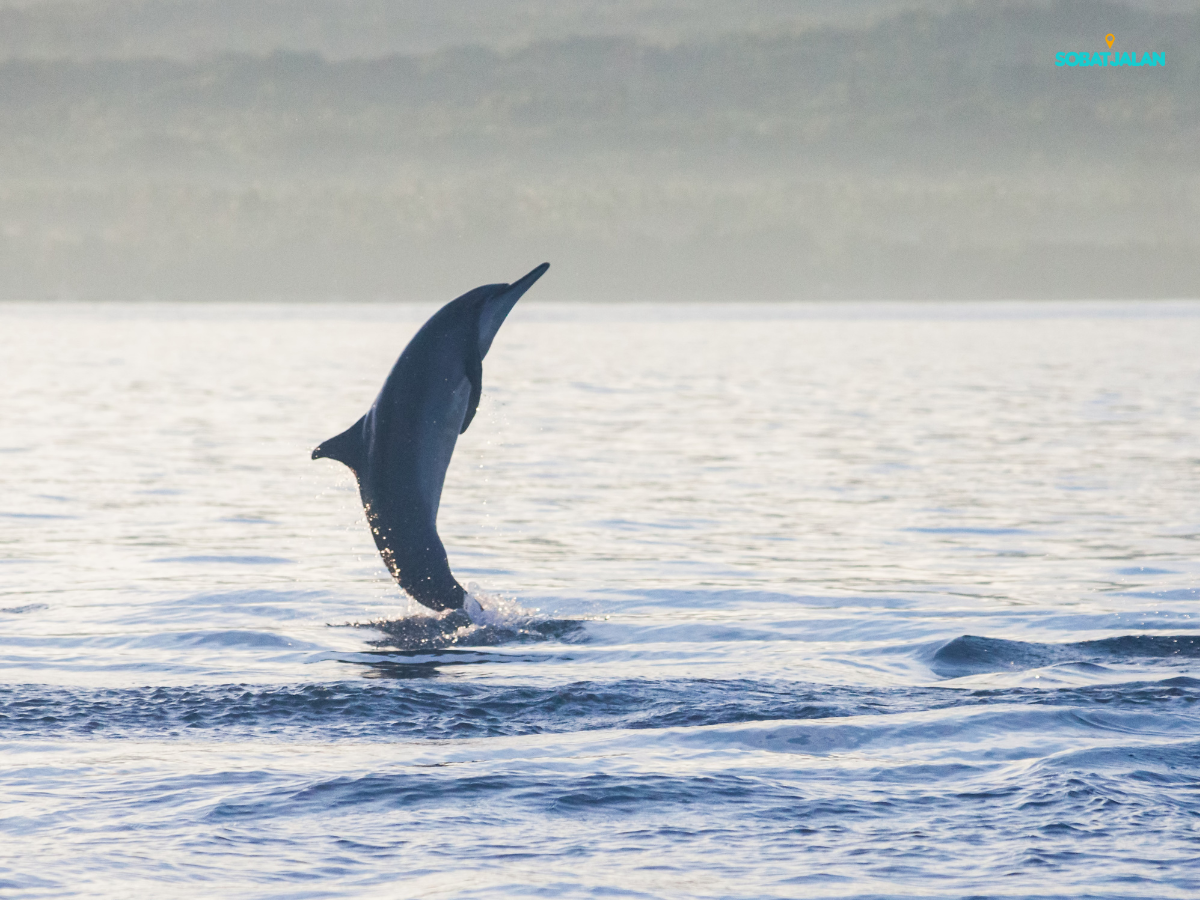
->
461, 346, 483, 434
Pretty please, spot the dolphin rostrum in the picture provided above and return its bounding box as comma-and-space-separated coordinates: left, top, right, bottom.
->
313, 263, 549, 611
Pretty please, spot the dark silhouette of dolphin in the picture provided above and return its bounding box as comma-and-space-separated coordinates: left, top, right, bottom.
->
313, 263, 549, 611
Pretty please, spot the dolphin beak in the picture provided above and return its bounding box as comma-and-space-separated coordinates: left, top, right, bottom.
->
477, 262, 549, 356
509, 262, 550, 297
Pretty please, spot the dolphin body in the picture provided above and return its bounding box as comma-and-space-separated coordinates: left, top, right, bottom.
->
313, 263, 549, 611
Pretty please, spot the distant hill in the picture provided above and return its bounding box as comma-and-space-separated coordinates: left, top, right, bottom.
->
0, 0, 978, 60
0, 0, 1196, 300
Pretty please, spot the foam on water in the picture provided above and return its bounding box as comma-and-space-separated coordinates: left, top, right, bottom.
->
1, 300, 1200, 898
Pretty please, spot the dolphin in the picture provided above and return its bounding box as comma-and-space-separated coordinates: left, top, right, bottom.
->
313, 263, 549, 611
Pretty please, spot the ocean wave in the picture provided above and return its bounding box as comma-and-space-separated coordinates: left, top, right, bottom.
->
3, 676, 1197, 742
931, 634, 1200, 677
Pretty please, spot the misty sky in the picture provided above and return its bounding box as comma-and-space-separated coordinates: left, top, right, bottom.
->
0, 0, 1196, 301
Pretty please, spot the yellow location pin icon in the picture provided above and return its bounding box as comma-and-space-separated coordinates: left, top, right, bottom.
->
1105, 34, 1116, 48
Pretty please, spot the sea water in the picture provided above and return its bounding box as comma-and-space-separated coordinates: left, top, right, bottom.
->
1, 300, 1198, 898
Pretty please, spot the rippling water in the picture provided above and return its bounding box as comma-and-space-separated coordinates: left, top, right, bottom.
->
2, 300, 1199, 898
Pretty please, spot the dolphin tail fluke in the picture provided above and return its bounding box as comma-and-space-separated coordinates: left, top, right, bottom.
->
312, 415, 367, 474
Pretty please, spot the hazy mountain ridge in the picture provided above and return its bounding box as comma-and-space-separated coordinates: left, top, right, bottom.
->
3, 4, 1195, 168
0, 0, 1196, 300
0, 0, 989, 61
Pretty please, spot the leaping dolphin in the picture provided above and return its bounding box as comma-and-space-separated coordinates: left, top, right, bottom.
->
313, 263, 549, 611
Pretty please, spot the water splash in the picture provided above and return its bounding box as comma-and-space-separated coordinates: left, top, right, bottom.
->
345, 584, 585, 651
464, 582, 542, 627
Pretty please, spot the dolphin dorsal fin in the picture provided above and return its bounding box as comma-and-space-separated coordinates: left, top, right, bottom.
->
312, 416, 368, 473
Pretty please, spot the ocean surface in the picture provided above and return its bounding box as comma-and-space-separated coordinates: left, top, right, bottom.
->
2, 299, 1199, 899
